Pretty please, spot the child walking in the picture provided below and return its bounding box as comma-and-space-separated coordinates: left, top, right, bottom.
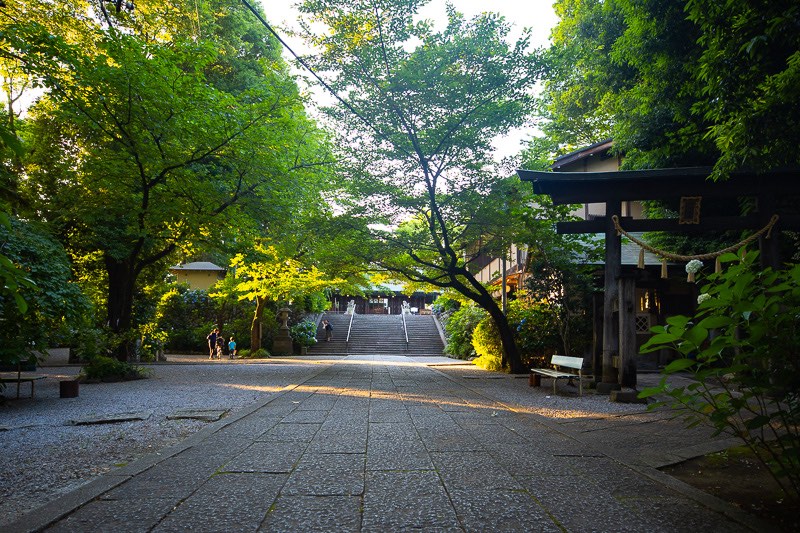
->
228, 336, 237, 359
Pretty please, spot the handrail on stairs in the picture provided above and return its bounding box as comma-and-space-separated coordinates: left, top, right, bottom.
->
401, 310, 409, 351
345, 312, 355, 351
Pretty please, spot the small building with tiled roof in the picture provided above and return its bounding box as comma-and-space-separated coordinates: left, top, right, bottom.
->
169, 262, 226, 291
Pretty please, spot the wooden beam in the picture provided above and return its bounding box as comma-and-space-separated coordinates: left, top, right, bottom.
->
518, 167, 800, 205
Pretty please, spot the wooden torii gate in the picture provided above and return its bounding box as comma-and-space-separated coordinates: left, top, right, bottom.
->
517, 167, 800, 393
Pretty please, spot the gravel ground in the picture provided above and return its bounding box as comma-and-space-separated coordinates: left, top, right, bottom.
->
0, 356, 661, 529
0, 357, 335, 527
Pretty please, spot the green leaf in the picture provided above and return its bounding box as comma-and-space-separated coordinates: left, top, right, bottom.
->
664, 358, 696, 373
665, 315, 691, 329
14, 293, 29, 314
744, 415, 771, 430
698, 316, 733, 329
638, 386, 663, 398
684, 324, 708, 347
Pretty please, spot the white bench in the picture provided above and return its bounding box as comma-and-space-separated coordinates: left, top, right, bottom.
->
530, 355, 591, 396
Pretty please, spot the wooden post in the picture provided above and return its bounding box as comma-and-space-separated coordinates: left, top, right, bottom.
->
598, 202, 622, 394
592, 291, 603, 385
618, 276, 637, 389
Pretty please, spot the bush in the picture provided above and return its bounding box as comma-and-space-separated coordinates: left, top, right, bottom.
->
79, 355, 150, 382
640, 249, 800, 498
432, 297, 460, 316
468, 299, 562, 371
443, 305, 486, 359
471, 316, 503, 371
510, 300, 562, 368
239, 348, 270, 359
290, 320, 318, 347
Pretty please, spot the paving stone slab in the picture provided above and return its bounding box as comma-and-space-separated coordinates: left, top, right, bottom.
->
368, 409, 413, 423
367, 422, 418, 441
430, 451, 523, 491
417, 428, 484, 452
280, 409, 330, 424
152, 473, 285, 532
448, 488, 561, 533
44, 496, 178, 533
366, 440, 434, 471
257, 422, 322, 443
307, 434, 367, 454
280, 453, 365, 496
515, 474, 657, 532
223, 441, 305, 473
65, 410, 153, 426
617, 493, 752, 533
362, 470, 460, 532
259, 495, 361, 532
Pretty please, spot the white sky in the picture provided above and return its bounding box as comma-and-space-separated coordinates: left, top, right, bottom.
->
257, 0, 559, 161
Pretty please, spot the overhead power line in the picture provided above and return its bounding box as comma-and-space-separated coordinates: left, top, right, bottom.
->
240, 0, 397, 151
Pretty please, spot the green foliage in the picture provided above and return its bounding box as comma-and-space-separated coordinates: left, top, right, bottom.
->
79, 355, 150, 382
0, 217, 90, 366
431, 297, 460, 316
442, 305, 486, 360
296, 1, 543, 373
512, 300, 563, 368
6, 0, 333, 358
471, 315, 503, 371
302, 291, 330, 314
639, 249, 800, 497
151, 286, 216, 352
536, 0, 800, 175
238, 348, 269, 359
470, 299, 564, 372
685, 0, 800, 176
290, 320, 318, 348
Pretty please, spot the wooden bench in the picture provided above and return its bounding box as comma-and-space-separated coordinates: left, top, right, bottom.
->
530, 355, 591, 396
0, 374, 45, 399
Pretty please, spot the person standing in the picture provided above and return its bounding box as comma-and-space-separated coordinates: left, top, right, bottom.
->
228, 336, 237, 359
323, 320, 333, 341
215, 335, 225, 359
207, 328, 218, 359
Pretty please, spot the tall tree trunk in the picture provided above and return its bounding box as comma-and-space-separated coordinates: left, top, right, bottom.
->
250, 296, 265, 352
482, 296, 524, 374
105, 255, 136, 362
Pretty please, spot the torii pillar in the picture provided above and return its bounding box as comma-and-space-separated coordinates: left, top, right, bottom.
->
597, 200, 623, 394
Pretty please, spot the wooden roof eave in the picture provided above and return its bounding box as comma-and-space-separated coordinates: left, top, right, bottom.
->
516, 167, 800, 205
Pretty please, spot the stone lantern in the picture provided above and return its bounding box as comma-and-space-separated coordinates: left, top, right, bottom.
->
273, 307, 293, 355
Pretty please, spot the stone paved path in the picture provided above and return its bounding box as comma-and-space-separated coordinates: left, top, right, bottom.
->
7, 355, 767, 532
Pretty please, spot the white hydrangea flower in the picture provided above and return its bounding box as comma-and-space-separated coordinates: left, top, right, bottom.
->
685, 259, 703, 274
697, 293, 711, 305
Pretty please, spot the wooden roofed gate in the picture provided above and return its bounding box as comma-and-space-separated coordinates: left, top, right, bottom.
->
517, 167, 800, 393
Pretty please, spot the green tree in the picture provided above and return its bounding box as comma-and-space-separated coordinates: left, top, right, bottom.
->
0, 218, 89, 367
297, 0, 542, 372
230, 244, 343, 352
5, 0, 332, 359
531, 0, 800, 175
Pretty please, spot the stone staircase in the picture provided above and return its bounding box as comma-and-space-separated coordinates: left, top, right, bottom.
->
304, 313, 445, 356
404, 314, 445, 355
